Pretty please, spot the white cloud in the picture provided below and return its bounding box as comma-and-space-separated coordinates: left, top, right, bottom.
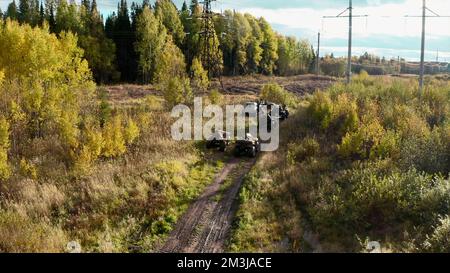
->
234, 0, 450, 39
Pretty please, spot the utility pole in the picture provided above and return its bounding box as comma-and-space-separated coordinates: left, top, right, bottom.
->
419, 0, 426, 93
405, 1, 450, 94
323, 0, 367, 84
347, 0, 353, 84
316, 32, 321, 76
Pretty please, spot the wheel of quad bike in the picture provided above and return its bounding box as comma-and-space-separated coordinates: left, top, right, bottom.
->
250, 147, 257, 158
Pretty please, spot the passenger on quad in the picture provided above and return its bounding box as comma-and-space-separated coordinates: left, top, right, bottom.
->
234, 133, 260, 158
206, 131, 231, 152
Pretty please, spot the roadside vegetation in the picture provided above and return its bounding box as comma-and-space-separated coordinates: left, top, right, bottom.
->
230, 72, 450, 253
0, 20, 225, 252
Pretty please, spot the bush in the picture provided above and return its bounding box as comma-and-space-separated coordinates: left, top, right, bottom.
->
190, 57, 209, 93
0, 209, 67, 253
260, 83, 296, 107
423, 216, 450, 253
287, 137, 320, 165
338, 118, 384, 160
306, 91, 333, 130
208, 89, 223, 105
162, 77, 193, 108
0, 117, 10, 180
330, 94, 359, 137
320, 57, 346, 77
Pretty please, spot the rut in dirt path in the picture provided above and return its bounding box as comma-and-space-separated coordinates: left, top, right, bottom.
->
159, 158, 255, 253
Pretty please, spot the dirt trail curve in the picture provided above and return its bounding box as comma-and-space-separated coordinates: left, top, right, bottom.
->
160, 158, 255, 253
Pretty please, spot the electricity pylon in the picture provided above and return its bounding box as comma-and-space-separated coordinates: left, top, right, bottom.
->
323, 0, 368, 84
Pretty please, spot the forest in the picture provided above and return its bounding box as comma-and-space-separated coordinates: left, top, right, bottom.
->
0, 0, 449, 254
0, 0, 316, 84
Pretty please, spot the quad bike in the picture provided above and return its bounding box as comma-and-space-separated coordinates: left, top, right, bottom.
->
206, 131, 232, 152
234, 133, 261, 158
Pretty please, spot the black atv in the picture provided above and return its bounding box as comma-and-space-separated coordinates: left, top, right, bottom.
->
267, 102, 289, 121
234, 134, 260, 158
206, 131, 232, 152
279, 104, 290, 121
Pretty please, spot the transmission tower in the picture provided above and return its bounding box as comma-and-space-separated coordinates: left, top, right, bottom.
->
323, 0, 368, 84
405, 0, 450, 94
199, 0, 222, 79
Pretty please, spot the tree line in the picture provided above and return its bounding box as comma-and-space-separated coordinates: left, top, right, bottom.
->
1, 0, 316, 84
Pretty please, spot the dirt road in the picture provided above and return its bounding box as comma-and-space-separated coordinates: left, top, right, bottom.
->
160, 158, 255, 253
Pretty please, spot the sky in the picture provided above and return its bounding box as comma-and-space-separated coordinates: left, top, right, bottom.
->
1, 0, 450, 61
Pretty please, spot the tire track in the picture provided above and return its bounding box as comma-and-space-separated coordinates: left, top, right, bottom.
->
159, 158, 255, 253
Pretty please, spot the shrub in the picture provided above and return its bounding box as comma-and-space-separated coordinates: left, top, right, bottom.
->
422, 216, 450, 253
338, 118, 384, 160
320, 57, 346, 77
306, 91, 333, 130
0, 117, 10, 180
0, 209, 67, 253
287, 137, 320, 165
162, 77, 193, 108
190, 57, 209, 93
331, 93, 359, 137
102, 115, 126, 158
124, 118, 140, 145
208, 89, 223, 105
260, 83, 295, 107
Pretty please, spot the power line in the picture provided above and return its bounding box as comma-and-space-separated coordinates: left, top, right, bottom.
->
322, 0, 368, 84
405, 0, 450, 94
199, 0, 224, 82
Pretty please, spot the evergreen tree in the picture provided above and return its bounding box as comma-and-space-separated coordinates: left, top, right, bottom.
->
5, 0, 18, 21
108, 0, 136, 82
18, 0, 30, 23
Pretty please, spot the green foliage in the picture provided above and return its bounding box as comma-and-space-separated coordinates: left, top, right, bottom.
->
155, 0, 185, 46
306, 91, 333, 130
260, 83, 295, 107
154, 35, 187, 85
276, 35, 314, 76
422, 216, 450, 253
190, 57, 209, 93
208, 89, 223, 105
258, 18, 278, 75
320, 55, 346, 77
162, 76, 193, 108
124, 118, 140, 145
338, 118, 384, 160
287, 137, 320, 165
232, 75, 450, 252
135, 6, 167, 84
0, 117, 10, 180
102, 115, 126, 158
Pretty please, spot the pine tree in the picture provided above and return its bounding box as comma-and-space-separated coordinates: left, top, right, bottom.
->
18, 0, 30, 23
109, 0, 136, 82
5, 0, 18, 21
39, 1, 44, 26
